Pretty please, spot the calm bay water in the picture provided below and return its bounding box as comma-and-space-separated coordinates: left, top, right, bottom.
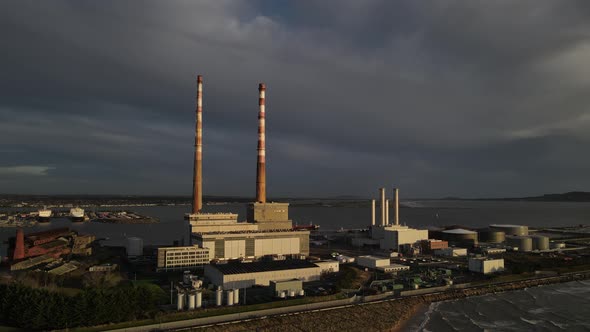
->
409, 280, 590, 332
1, 200, 590, 257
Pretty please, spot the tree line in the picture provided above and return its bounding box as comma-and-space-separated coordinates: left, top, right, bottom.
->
0, 282, 166, 330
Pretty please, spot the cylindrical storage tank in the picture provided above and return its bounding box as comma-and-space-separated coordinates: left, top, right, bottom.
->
233, 289, 239, 304
506, 236, 533, 252
289, 289, 296, 297
489, 224, 528, 236
188, 293, 196, 310
215, 288, 223, 306
441, 228, 478, 245
279, 291, 286, 298
478, 229, 506, 243
299, 289, 305, 296
531, 235, 549, 250
550, 242, 565, 249
196, 291, 203, 308
226, 290, 234, 306
177, 292, 185, 311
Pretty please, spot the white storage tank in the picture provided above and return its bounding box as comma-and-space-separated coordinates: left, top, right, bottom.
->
215, 287, 223, 306
531, 235, 549, 251
299, 289, 305, 296
279, 291, 286, 298
196, 291, 203, 308
188, 293, 196, 310
126, 237, 143, 257
233, 289, 239, 304
226, 290, 234, 306
177, 292, 185, 311
289, 289, 296, 297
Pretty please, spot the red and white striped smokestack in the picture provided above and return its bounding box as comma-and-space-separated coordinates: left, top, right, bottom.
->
192, 75, 203, 214
256, 83, 267, 203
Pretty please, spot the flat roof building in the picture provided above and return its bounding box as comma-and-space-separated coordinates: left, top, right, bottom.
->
468, 257, 504, 274
205, 260, 322, 289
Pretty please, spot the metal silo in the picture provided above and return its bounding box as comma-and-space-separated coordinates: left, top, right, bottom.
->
215, 287, 223, 306
233, 289, 239, 304
177, 292, 185, 311
188, 292, 196, 310
226, 290, 234, 306
196, 291, 203, 308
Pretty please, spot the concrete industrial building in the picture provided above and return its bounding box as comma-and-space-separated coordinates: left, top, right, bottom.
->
193, 230, 310, 261
420, 239, 449, 253
157, 245, 210, 271
204, 260, 324, 289
270, 279, 304, 297
365, 188, 428, 251
468, 257, 505, 274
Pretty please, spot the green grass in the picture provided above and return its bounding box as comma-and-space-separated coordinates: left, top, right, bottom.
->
71, 292, 348, 332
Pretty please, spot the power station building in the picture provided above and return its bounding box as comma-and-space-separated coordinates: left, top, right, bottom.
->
193, 230, 310, 261
184, 77, 308, 263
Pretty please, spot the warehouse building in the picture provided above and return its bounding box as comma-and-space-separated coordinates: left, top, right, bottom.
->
420, 239, 448, 253
356, 255, 391, 269
468, 257, 505, 274
193, 230, 309, 261
371, 225, 429, 251
434, 247, 468, 257
204, 260, 324, 289
157, 245, 210, 271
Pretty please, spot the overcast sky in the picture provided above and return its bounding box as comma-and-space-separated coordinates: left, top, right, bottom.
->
1, 1, 590, 198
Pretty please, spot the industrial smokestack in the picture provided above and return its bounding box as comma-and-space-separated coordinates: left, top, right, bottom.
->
256, 83, 267, 203
192, 75, 203, 214
13, 228, 25, 261
385, 199, 390, 226
371, 199, 376, 226
394, 188, 399, 226
380, 188, 386, 226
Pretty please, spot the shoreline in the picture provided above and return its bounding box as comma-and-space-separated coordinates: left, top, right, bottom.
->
387, 273, 590, 332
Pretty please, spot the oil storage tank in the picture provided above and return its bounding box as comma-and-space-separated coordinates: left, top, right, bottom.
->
215, 287, 223, 306
489, 224, 528, 236
506, 236, 532, 252
478, 229, 506, 243
531, 235, 549, 251
177, 292, 185, 311
441, 228, 478, 245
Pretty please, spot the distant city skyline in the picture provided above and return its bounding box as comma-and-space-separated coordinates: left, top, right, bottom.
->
2, 1, 590, 198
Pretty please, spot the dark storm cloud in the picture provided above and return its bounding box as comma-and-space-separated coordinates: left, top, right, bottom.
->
1, 0, 590, 197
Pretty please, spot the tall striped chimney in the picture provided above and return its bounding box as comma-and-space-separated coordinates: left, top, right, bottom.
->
192, 75, 203, 214
380, 188, 386, 226
394, 188, 399, 225
256, 83, 267, 203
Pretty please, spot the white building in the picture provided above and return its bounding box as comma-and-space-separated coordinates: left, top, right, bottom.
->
204, 260, 323, 289
371, 225, 428, 251
377, 264, 410, 273
468, 257, 505, 274
356, 255, 391, 269
156, 245, 210, 271
434, 247, 468, 257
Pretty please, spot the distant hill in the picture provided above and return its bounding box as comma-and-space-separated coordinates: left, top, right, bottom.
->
469, 191, 590, 202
